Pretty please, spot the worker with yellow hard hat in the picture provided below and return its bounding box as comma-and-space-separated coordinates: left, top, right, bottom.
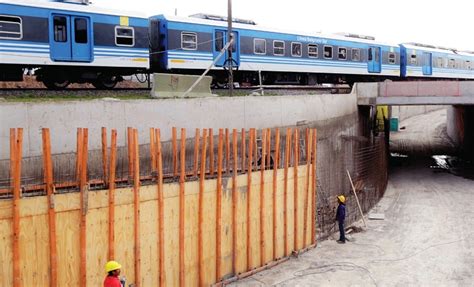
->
336, 195, 346, 244
104, 260, 123, 287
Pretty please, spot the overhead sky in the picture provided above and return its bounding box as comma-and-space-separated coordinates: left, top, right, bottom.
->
62, 0, 474, 50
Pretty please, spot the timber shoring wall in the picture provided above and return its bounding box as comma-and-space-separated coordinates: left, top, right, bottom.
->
0, 127, 317, 287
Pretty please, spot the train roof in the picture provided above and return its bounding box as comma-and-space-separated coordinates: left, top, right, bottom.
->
155, 14, 400, 48
0, 0, 147, 18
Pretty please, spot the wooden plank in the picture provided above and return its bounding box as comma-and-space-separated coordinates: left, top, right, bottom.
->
127, 127, 134, 182
79, 128, 89, 287
231, 129, 238, 275
193, 128, 200, 177
216, 129, 223, 280
179, 128, 186, 287
312, 129, 317, 245
241, 129, 246, 173
272, 129, 280, 260
75, 128, 83, 185
225, 129, 230, 175
246, 128, 254, 270
209, 128, 214, 176
303, 129, 312, 248
102, 127, 108, 185
173, 127, 178, 177
283, 128, 291, 257
133, 129, 141, 287
266, 129, 271, 168
155, 129, 166, 287
108, 129, 118, 260
11, 128, 22, 287
259, 130, 266, 267
150, 128, 156, 173
293, 129, 299, 252
198, 129, 208, 285
42, 128, 57, 287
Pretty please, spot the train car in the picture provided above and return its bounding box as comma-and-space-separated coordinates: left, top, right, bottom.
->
0, 0, 149, 89
400, 43, 474, 79
149, 14, 401, 86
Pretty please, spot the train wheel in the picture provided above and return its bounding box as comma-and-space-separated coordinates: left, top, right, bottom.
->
42, 79, 70, 90
92, 76, 118, 89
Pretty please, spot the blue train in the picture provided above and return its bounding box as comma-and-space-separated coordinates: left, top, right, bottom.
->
2, 0, 474, 89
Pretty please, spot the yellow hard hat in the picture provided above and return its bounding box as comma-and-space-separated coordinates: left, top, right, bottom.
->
105, 261, 122, 273
337, 195, 346, 203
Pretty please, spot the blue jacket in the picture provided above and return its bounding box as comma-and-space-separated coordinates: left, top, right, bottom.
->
336, 204, 346, 223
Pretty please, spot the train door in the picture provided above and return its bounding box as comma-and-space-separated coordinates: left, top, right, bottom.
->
368, 46, 382, 73
50, 14, 92, 62
422, 52, 433, 75
213, 29, 240, 68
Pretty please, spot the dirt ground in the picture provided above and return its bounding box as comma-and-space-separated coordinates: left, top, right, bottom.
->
231, 109, 474, 286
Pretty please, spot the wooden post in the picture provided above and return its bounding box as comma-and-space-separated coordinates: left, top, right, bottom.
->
231, 129, 238, 274
133, 129, 141, 287
150, 128, 156, 173
293, 129, 299, 251
283, 129, 291, 256
209, 128, 214, 176
127, 127, 134, 182
347, 170, 367, 228
42, 128, 57, 287
241, 129, 246, 173
173, 127, 178, 177
155, 129, 165, 286
179, 128, 186, 287
198, 129, 207, 286
303, 129, 312, 248
311, 130, 317, 245
11, 128, 23, 287
216, 129, 224, 281
266, 128, 271, 168
259, 129, 266, 266
79, 128, 89, 287
225, 128, 230, 175
75, 128, 83, 185
193, 128, 200, 177
101, 127, 108, 185
246, 128, 254, 270
272, 129, 280, 260
108, 130, 118, 260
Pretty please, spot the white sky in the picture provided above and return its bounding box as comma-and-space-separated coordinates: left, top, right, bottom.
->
60, 0, 474, 50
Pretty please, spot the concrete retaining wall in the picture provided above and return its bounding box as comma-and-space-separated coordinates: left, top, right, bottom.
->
0, 93, 357, 159
391, 106, 448, 122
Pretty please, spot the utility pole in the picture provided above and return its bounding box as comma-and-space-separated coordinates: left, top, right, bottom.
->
227, 0, 233, 96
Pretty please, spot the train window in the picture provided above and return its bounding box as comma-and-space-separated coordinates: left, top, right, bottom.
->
324, 46, 333, 59
308, 44, 318, 58
352, 49, 360, 61
74, 18, 88, 44
338, 47, 347, 60
181, 32, 197, 50
467, 61, 472, 70
115, 26, 134, 47
215, 31, 224, 51
291, 42, 302, 57
54, 16, 68, 42
388, 52, 396, 64
254, 38, 266, 55
273, 41, 285, 56
368, 48, 373, 61
0, 15, 22, 40
410, 54, 417, 65
437, 57, 443, 68
449, 59, 455, 68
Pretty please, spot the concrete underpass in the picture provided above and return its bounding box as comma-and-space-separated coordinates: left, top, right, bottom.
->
231, 105, 474, 285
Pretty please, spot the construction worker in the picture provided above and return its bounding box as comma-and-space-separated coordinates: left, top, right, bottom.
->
104, 260, 123, 287
336, 195, 346, 244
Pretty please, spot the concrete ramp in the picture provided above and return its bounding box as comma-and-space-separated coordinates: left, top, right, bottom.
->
357, 81, 474, 106
150, 73, 214, 98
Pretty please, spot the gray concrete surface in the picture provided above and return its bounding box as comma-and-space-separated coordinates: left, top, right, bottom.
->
150, 73, 213, 98
0, 92, 357, 159
231, 108, 474, 286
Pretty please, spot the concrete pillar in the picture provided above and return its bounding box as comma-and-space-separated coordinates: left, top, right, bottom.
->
447, 105, 474, 158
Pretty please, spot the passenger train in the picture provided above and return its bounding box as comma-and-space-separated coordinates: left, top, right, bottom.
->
1, 0, 474, 89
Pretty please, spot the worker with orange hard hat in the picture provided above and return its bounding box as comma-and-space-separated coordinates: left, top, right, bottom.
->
336, 195, 346, 244
104, 261, 124, 287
